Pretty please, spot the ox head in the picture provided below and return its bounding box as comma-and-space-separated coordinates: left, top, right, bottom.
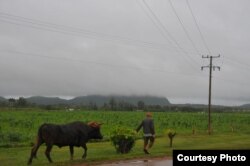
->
87, 122, 103, 139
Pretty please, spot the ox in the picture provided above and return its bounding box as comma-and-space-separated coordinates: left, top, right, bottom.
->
28, 121, 103, 165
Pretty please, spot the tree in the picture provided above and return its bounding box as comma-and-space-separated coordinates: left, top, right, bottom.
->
102, 102, 109, 111
8, 98, 16, 107
137, 101, 145, 110
0, 101, 7, 107
109, 97, 116, 111
88, 101, 98, 110
17, 97, 27, 107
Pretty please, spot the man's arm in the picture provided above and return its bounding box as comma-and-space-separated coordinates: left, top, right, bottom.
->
136, 121, 143, 132
150, 120, 155, 135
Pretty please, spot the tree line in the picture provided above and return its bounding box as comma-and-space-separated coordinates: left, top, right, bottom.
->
0, 97, 29, 108
0, 97, 167, 111
0, 97, 241, 112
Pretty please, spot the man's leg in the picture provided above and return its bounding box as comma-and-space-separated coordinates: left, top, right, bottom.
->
148, 136, 155, 149
143, 137, 150, 154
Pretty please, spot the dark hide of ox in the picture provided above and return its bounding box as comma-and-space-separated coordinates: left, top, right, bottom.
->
27, 121, 103, 165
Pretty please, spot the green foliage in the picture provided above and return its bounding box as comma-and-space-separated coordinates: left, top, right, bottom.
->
0, 127, 4, 142
7, 132, 21, 142
110, 127, 136, 153
165, 129, 176, 147
165, 129, 176, 137
0, 109, 250, 147
137, 101, 145, 110
16, 97, 27, 107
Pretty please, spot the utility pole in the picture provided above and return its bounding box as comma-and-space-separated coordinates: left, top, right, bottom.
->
201, 55, 221, 135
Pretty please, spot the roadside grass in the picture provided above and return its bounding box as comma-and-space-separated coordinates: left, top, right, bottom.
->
0, 133, 250, 166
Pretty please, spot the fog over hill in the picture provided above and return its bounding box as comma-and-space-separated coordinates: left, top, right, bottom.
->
1, 95, 249, 108
26, 96, 66, 105
24, 95, 170, 106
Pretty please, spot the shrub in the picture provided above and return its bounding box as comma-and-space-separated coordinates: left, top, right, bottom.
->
8, 132, 21, 142
110, 127, 136, 154
0, 132, 4, 142
165, 129, 176, 147
0, 126, 2, 138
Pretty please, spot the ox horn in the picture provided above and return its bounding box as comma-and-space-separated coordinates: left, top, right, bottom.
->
88, 122, 100, 128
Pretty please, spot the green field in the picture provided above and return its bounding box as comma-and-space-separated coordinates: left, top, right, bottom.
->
0, 109, 250, 165
0, 109, 250, 146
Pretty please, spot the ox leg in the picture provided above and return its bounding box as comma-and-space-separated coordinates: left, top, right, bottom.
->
45, 144, 53, 163
27, 138, 43, 165
33, 139, 43, 159
82, 144, 87, 159
69, 146, 74, 160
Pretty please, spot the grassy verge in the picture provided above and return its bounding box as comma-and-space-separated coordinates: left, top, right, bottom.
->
0, 133, 249, 166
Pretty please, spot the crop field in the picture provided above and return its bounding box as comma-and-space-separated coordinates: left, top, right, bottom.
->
0, 109, 250, 165
0, 109, 250, 147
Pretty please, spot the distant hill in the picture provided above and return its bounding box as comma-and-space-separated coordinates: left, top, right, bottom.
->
26, 96, 67, 105
1, 95, 249, 109
25, 95, 170, 106
173, 103, 229, 109
240, 104, 250, 108
68, 95, 109, 106
69, 95, 170, 107
0, 97, 7, 102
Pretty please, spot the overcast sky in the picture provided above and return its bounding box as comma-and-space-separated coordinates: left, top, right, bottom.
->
0, 0, 249, 106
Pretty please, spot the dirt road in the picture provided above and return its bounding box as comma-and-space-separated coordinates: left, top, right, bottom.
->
94, 158, 172, 166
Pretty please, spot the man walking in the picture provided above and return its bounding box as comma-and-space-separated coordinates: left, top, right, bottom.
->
136, 112, 155, 154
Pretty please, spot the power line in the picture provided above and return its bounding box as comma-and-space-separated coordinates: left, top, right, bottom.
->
213, 76, 249, 87
2, 50, 249, 97
0, 49, 206, 78
186, 0, 212, 55
0, 11, 201, 64
138, 0, 200, 71
135, 1, 173, 46
168, 0, 200, 56
0, 18, 195, 56
2, 49, 248, 87
0, 12, 180, 51
224, 57, 250, 70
